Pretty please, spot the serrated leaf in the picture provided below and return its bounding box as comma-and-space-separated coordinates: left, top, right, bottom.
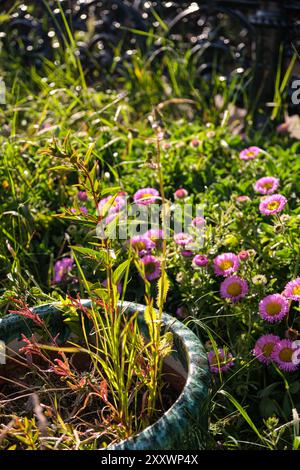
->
156, 270, 169, 310
144, 301, 158, 332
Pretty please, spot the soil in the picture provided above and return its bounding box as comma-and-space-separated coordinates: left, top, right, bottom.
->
0, 351, 184, 449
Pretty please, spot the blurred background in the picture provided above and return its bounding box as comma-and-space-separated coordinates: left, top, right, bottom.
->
1, 1, 300, 124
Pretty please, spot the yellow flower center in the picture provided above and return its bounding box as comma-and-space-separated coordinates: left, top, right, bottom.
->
263, 182, 273, 189
262, 343, 274, 357
293, 285, 300, 296
266, 301, 281, 316
140, 193, 154, 200
247, 151, 254, 157
135, 241, 145, 251
267, 200, 280, 211
145, 262, 156, 274
210, 352, 232, 368
227, 282, 242, 296
219, 260, 233, 271
210, 353, 223, 367
279, 348, 293, 363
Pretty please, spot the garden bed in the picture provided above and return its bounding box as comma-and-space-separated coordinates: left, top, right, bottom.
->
0, 0, 300, 452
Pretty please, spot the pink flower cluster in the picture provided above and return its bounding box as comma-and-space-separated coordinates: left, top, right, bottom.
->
129, 230, 164, 282
172, 215, 208, 265
254, 335, 300, 372
254, 278, 300, 371
238, 146, 288, 216
210, 252, 249, 303
239, 146, 262, 161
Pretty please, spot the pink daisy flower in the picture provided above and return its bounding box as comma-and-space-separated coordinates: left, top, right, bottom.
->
191, 138, 200, 148
162, 142, 171, 150
191, 216, 206, 227
144, 229, 164, 249
208, 348, 234, 374
133, 188, 159, 205
253, 334, 280, 365
141, 255, 161, 281
254, 177, 279, 195
276, 122, 289, 134
283, 278, 300, 301
129, 235, 155, 256
80, 206, 88, 215
181, 250, 194, 258
52, 258, 74, 284
238, 250, 249, 261
236, 195, 251, 203
259, 294, 289, 323
77, 191, 88, 201
98, 194, 126, 215
174, 188, 188, 200
213, 253, 240, 277
174, 232, 193, 247
220, 275, 248, 302
271, 339, 300, 372
239, 146, 262, 161
259, 194, 287, 215
192, 254, 209, 267
103, 212, 120, 226
176, 306, 188, 319
71, 207, 87, 215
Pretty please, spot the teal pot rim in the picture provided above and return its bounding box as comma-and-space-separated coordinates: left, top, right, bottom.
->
0, 300, 210, 450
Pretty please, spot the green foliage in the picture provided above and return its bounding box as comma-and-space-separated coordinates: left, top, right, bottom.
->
0, 7, 299, 449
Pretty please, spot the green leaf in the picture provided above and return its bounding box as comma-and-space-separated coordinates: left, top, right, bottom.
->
70, 245, 105, 261
156, 270, 169, 310
259, 397, 280, 419
219, 390, 272, 449
290, 382, 300, 394
113, 259, 131, 285
84, 142, 95, 165
100, 187, 121, 196
258, 382, 280, 398
48, 165, 75, 172
293, 437, 300, 450
144, 302, 157, 331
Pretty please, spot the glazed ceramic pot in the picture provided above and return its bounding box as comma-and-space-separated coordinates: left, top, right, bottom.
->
0, 300, 210, 450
